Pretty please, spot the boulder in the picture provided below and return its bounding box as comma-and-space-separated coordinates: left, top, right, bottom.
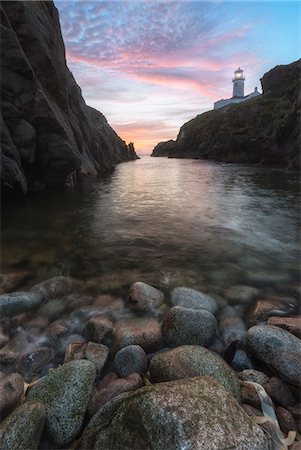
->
162, 306, 217, 347
149, 345, 240, 399
85, 342, 109, 374
247, 325, 301, 386
80, 377, 272, 450
0, 291, 42, 317
267, 316, 301, 339
26, 360, 96, 446
128, 282, 164, 311
170, 286, 217, 313
114, 345, 147, 377
84, 316, 113, 344
16, 346, 54, 382
112, 318, 162, 353
0, 402, 45, 450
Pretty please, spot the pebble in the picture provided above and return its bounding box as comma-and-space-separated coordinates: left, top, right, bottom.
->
128, 282, 164, 311
247, 297, 297, 326
219, 316, 246, 346
31, 276, 79, 301
85, 342, 109, 374
223, 285, 260, 303
238, 369, 270, 385
267, 316, 301, 339
16, 347, 54, 382
84, 316, 113, 344
263, 377, 295, 407
114, 345, 147, 377
0, 402, 45, 450
0, 291, 42, 317
149, 345, 240, 399
112, 318, 162, 354
26, 360, 96, 446
170, 287, 217, 313
247, 325, 301, 387
0, 372, 24, 418
162, 306, 217, 347
276, 406, 297, 434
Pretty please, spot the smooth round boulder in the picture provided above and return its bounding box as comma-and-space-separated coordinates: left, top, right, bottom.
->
149, 345, 240, 399
162, 306, 217, 347
80, 377, 272, 450
171, 287, 217, 313
26, 360, 96, 446
0, 402, 45, 450
0, 291, 42, 317
247, 325, 301, 386
114, 345, 147, 377
128, 282, 164, 311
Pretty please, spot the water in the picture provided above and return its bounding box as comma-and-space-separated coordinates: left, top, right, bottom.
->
1, 156, 300, 293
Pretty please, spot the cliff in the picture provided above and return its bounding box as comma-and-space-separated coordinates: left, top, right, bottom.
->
1, 1, 138, 195
152, 60, 300, 169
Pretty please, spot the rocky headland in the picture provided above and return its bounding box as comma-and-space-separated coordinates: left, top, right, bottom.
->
0, 276, 300, 449
152, 60, 300, 169
1, 1, 138, 195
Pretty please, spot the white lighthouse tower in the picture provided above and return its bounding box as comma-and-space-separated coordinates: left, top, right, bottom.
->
232, 67, 245, 98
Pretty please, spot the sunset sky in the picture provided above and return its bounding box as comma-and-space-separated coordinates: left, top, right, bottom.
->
55, 1, 300, 154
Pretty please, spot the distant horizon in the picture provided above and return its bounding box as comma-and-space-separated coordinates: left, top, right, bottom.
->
55, 1, 300, 154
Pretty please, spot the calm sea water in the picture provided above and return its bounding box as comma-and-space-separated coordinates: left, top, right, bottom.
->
1, 156, 300, 293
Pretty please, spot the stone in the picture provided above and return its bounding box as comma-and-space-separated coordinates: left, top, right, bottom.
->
26, 360, 96, 446
128, 282, 164, 311
276, 406, 297, 435
114, 345, 147, 377
149, 345, 240, 399
64, 342, 87, 363
0, 328, 9, 349
170, 286, 217, 313
80, 377, 272, 450
246, 325, 301, 386
0, 271, 31, 294
88, 373, 144, 416
0, 329, 30, 364
46, 320, 69, 343
37, 300, 67, 321
112, 318, 162, 353
219, 316, 246, 346
223, 285, 260, 303
31, 276, 79, 301
247, 298, 297, 326
85, 342, 109, 374
0, 291, 42, 317
240, 382, 261, 409
162, 306, 217, 347
16, 347, 54, 382
0, 372, 24, 418
287, 404, 301, 433
267, 316, 301, 339
0, 402, 45, 450
84, 316, 113, 343
263, 377, 295, 407
238, 369, 270, 385
224, 341, 254, 371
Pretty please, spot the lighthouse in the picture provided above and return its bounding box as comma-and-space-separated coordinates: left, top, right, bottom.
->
232, 67, 245, 98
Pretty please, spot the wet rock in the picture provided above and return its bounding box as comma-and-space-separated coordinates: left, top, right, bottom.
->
247, 325, 301, 386
64, 342, 87, 362
276, 406, 297, 435
88, 373, 143, 416
150, 345, 240, 399
23, 317, 49, 335
0, 291, 42, 317
242, 404, 263, 417
238, 369, 270, 385
247, 297, 297, 326
223, 285, 260, 303
170, 286, 217, 313
0, 271, 31, 294
245, 270, 292, 285
162, 306, 217, 347
0, 328, 9, 349
0, 329, 30, 364
112, 318, 162, 354
287, 404, 301, 433
0, 402, 45, 450
224, 341, 254, 371
267, 316, 301, 339
57, 334, 87, 357
240, 381, 261, 409
16, 347, 54, 382
26, 360, 96, 446
46, 320, 69, 343
81, 377, 272, 450
128, 282, 164, 311
85, 342, 109, 374
38, 300, 67, 322
114, 345, 147, 377
84, 316, 113, 344
0, 372, 24, 418
263, 377, 295, 407
219, 316, 246, 346
31, 276, 80, 301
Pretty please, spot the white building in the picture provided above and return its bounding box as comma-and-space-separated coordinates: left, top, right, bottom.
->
214, 68, 261, 110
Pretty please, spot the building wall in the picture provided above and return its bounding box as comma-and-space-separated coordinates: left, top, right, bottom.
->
214, 89, 261, 110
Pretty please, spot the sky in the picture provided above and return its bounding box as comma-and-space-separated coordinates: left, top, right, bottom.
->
55, 0, 300, 154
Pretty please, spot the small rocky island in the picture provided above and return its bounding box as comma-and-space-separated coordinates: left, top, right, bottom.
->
152, 60, 300, 169
1, 1, 138, 196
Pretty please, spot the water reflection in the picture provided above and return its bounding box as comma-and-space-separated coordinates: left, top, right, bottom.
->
1, 157, 300, 291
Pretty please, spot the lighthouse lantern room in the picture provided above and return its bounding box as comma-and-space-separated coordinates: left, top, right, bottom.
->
232, 67, 245, 98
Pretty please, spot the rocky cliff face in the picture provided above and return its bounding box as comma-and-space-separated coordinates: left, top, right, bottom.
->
152, 60, 300, 169
1, 1, 138, 195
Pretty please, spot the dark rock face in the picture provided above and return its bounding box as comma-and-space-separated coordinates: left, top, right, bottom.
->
152, 60, 300, 169
1, 1, 138, 195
